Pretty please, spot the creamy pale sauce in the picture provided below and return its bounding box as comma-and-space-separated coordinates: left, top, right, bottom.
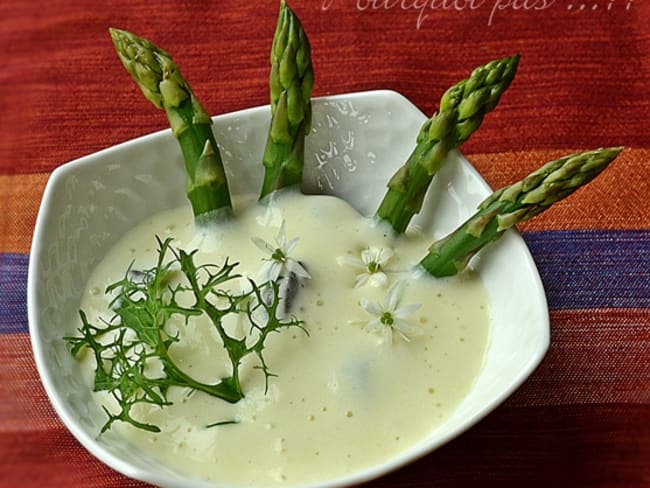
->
79, 191, 489, 487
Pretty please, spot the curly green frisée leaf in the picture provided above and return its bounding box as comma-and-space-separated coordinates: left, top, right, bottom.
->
420, 147, 624, 277
109, 28, 232, 224
66, 237, 306, 433
259, 1, 314, 199
376, 54, 520, 234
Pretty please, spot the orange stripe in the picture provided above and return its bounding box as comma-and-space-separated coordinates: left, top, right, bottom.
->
0, 173, 48, 254
468, 147, 648, 232
1, 148, 645, 255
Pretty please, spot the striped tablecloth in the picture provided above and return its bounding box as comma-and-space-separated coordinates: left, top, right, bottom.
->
1, 1, 648, 486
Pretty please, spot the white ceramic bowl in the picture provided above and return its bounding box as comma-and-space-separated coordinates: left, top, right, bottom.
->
28, 90, 549, 487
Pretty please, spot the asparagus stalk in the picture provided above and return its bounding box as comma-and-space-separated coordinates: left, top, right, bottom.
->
420, 147, 623, 277
376, 54, 520, 234
109, 28, 232, 223
259, 1, 314, 200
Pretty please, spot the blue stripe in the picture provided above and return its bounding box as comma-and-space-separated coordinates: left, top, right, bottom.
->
0, 253, 29, 334
522, 229, 650, 310
1, 229, 648, 334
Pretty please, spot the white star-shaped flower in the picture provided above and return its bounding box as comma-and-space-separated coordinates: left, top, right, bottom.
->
337, 246, 394, 288
251, 220, 311, 283
358, 281, 423, 345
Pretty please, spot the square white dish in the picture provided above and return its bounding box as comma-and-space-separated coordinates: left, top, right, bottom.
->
28, 90, 549, 487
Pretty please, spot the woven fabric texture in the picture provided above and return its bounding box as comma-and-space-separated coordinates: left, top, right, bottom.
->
1, 1, 648, 486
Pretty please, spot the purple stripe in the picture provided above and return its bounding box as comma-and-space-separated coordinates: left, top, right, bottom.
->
522, 229, 650, 310
2, 229, 648, 334
0, 253, 28, 334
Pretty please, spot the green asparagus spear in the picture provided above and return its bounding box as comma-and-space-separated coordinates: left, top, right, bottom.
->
109, 28, 232, 223
259, 1, 314, 200
376, 54, 520, 234
420, 147, 623, 277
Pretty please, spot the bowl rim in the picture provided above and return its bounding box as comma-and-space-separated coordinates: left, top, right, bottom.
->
27, 89, 550, 488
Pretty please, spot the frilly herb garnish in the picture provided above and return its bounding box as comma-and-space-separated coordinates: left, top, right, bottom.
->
66, 236, 306, 433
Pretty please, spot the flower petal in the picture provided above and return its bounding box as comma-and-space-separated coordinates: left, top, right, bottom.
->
353, 273, 370, 288
255, 197, 283, 227
336, 255, 365, 269
287, 259, 311, 280
360, 298, 383, 316
377, 247, 394, 265
382, 325, 393, 346
276, 220, 287, 249
285, 236, 300, 254
360, 248, 376, 265
256, 261, 274, 282
268, 261, 282, 282
363, 318, 383, 336
251, 236, 274, 255
385, 281, 403, 311
367, 272, 388, 288
393, 303, 421, 319
394, 319, 424, 339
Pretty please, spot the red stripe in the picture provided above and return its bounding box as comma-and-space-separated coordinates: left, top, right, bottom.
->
507, 308, 650, 407
0, 428, 148, 487
2, 405, 648, 487
1, 2, 648, 174
377, 403, 650, 488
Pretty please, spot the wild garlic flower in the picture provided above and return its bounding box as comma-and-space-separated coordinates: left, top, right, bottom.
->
251, 220, 311, 283
358, 281, 423, 345
337, 246, 394, 288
